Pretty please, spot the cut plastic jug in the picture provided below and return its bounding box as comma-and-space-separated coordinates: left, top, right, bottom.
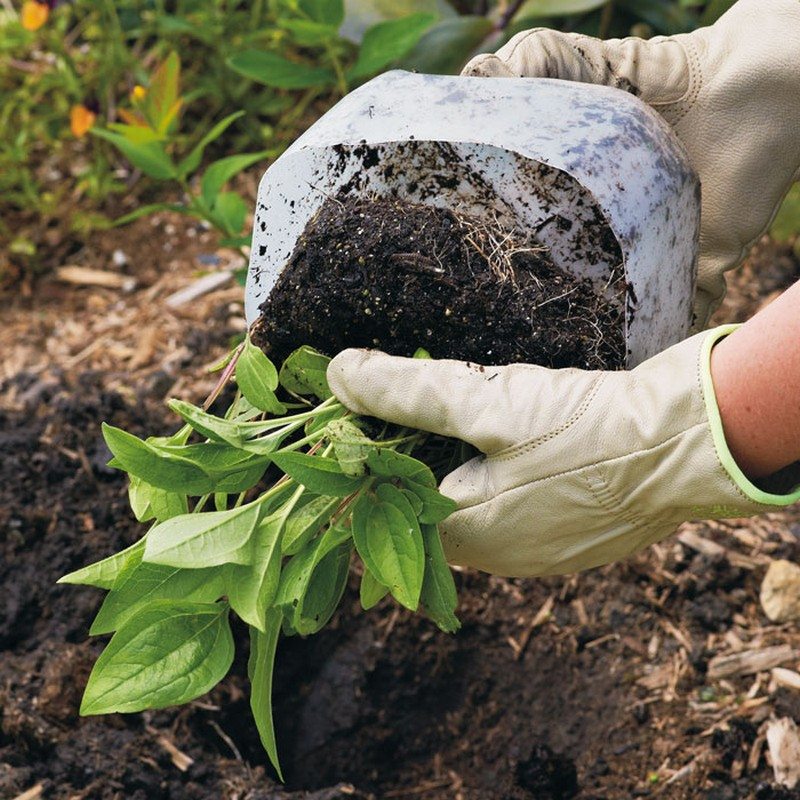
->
245, 70, 700, 367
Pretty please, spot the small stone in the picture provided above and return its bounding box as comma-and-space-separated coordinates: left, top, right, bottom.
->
111, 248, 128, 267
760, 560, 800, 622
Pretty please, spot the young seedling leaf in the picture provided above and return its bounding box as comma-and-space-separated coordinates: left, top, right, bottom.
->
400, 487, 424, 516
248, 611, 283, 779
168, 399, 302, 455
299, 0, 344, 26
275, 525, 351, 635
282, 492, 339, 556
58, 538, 146, 589
420, 524, 460, 633
279, 346, 332, 399
91, 560, 225, 635
225, 503, 292, 630
102, 423, 212, 495
366, 448, 436, 488
144, 501, 262, 568
359, 566, 389, 610
270, 452, 364, 497
351, 486, 424, 610
129, 476, 188, 522
402, 480, 458, 524
81, 601, 234, 715
235, 337, 285, 414
295, 541, 351, 635
326, 418, 374, 477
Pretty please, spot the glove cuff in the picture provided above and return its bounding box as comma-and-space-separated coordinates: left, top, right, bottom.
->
701, 324, 800, 507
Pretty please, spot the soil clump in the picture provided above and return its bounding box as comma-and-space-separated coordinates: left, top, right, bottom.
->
254, 196, 625, 369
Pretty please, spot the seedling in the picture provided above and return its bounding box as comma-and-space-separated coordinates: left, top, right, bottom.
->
60, 338, 459, 779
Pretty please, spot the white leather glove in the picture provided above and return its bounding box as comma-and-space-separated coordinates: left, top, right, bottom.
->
463, 0, 800, 328
328, 328, 800, 577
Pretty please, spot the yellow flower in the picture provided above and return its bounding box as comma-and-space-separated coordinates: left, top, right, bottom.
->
70, 104, 97, 138
131, 85, 147, 102
21, 0, 49, 31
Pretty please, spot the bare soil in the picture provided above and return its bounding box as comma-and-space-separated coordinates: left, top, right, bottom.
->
255, 197, 625, 370
2, 217, 800, 800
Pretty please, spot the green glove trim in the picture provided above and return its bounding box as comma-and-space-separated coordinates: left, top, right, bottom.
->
701, 324, 800, 506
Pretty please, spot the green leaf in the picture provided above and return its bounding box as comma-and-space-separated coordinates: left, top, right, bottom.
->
168, 399, 301, 455
351, 486, 424, 610
112, 202, 187, 227
283, 493, 339, 555
236, 337, 286, 414
270, 452, 364, 497
178, 111, 245, 179
359, 566, 389, 610
300, 0, 345, 25
128, 476, 188, 522
366, 448, 436, 487
615, 0, 695, 33
398, 16, 493, 75
91, 559, 225, 635
326, 418, 374, 477
341, 0, 454, 43
81, 601, 234, 715
58, 538, 145, 589
420, 524, 459, 633
102, 423, 211, 495
200, 152, 269, 208
225, 505, 290, 630
350, 13, 436, 79
227, 51, 335, 89
210, 191, 249, 236
276, 526, 352, 635
700, 0, 737, 25
279, 346, 332, 399
281, 19, 339, 45
104, 424, 270, 495
297, 540, 351, 635
771, 184, 800, 243
144, 501, 263, 568
512, 0, 605, 18
91, 129, 177, 180
248, 611, 283, 779
402, 480, 457, 524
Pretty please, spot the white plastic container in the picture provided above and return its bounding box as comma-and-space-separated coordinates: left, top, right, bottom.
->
245, 70, 699, 367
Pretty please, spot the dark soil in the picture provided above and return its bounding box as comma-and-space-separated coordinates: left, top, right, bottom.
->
3, 367, 799, 800
254, 197, 625, 369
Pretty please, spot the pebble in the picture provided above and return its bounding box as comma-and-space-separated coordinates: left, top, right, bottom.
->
760, 560, 800, 622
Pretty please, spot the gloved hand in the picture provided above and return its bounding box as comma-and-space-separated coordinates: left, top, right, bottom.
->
462, 0, 800, 328
328, 328, 800, 577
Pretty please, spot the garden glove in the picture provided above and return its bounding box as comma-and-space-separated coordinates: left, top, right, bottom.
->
462, 0, 800, 328
327, 327, 800, 577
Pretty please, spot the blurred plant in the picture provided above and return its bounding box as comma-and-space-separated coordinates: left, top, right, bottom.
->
0, 0, 758, 286
94, 52, 269, 265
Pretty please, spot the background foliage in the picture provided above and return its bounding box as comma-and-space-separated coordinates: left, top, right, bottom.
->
2, 0, 797, 285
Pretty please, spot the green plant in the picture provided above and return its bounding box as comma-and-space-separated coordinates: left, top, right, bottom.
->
93, 51, 269, 263
60, 339, 460, 779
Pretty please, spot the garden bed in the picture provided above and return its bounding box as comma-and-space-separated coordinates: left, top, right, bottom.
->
2, 219, 800, 800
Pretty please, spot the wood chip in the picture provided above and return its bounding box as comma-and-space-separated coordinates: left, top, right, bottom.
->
165, 271, 233, 308
771, 667, 800, 692
13, 786, 43, 800
760, 560, 800, 622
767, 716, 800, 788
708, 645, 798, 679
56, 265, 137, 291
147, 726, 194, 772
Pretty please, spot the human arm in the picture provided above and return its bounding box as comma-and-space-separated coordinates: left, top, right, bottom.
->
711, 280, 800, 479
